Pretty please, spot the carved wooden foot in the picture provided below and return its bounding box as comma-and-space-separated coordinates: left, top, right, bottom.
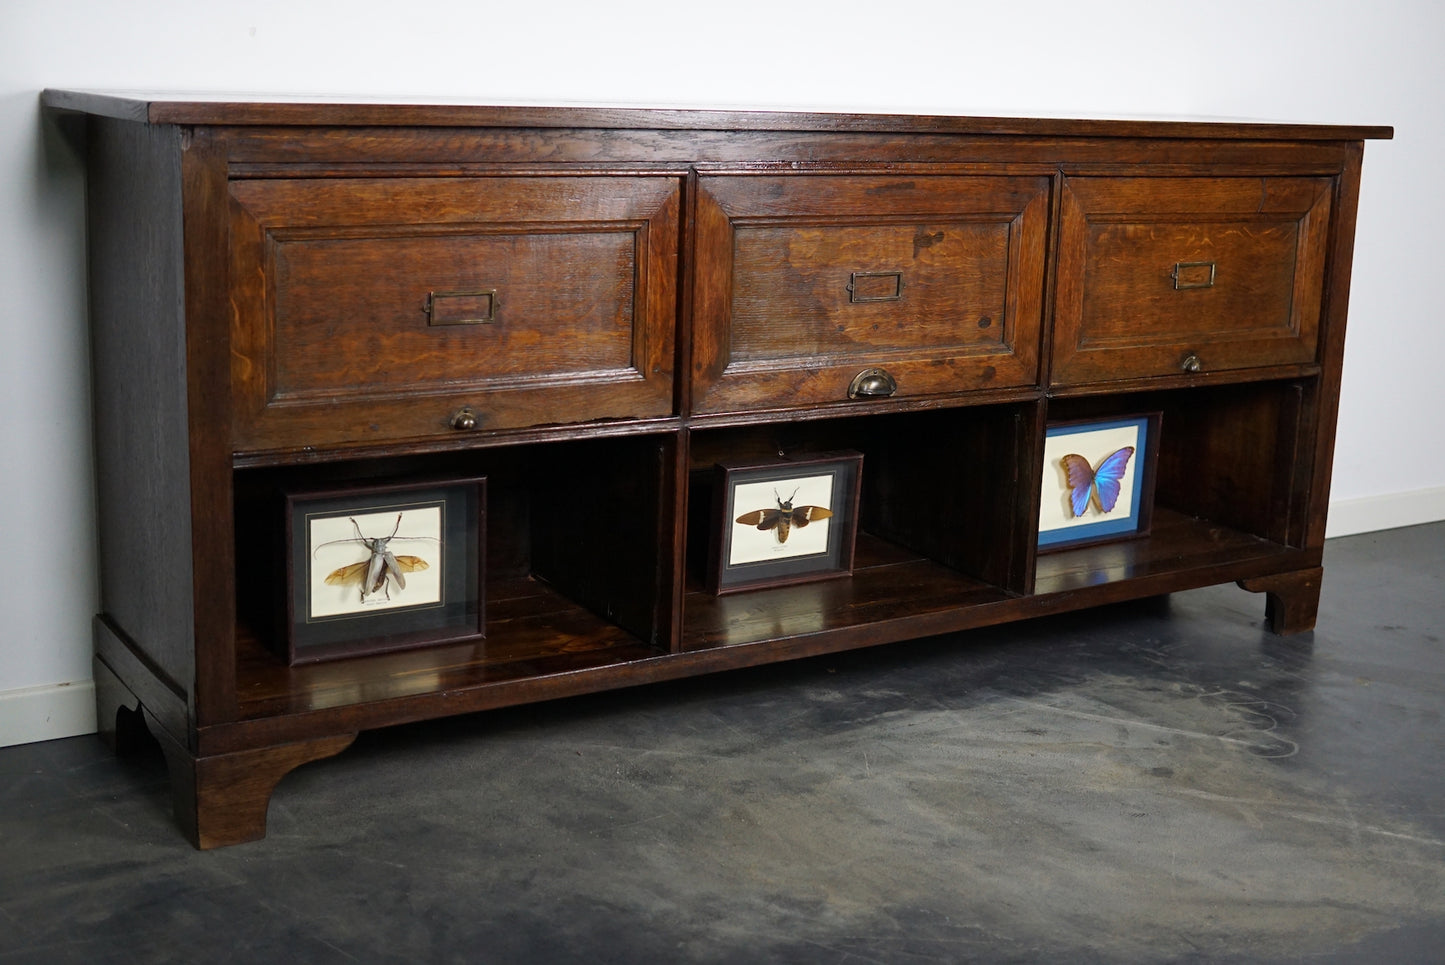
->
149, 726, 357, 849
92, 655, 153, 757
1238, 566, 1324, 635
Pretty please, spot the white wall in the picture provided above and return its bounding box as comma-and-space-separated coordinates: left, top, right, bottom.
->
2, 0, 1440, 746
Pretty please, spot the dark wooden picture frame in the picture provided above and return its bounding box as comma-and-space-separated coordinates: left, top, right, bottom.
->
283, 476, 486, 664
1038, 413, 1161, 551
708, 452, 863, 595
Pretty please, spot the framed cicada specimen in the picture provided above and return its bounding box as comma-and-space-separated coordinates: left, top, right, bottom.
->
282, 476, 486, 663
707, 452, 862, 595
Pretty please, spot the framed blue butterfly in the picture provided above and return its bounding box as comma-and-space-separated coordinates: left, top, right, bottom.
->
1062, 446, 1135, 517
1038, 414, 1160, 549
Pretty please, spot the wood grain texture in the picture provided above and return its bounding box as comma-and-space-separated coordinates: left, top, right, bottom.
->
692, 174, 1047, 413
1300, 144, 1367, 548
1238, 567, 1325, 635
1052, 176, 1331, 386
229, 175, 680, 452
152, 721, 356, 849
528, 434, 676, 651
84, 116, 198, 730
858, 406, 1035, 594
39, 90, 1394, 141
1033, 509, 1311, 597
181, 127, 242, 731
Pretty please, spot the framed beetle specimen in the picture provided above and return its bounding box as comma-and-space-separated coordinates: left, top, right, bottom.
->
282, 476, 486, 663
1037, 414, 1160, 550
708, 452, 863, 595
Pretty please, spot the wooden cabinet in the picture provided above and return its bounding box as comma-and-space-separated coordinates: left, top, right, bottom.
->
43, 91, 1389, 848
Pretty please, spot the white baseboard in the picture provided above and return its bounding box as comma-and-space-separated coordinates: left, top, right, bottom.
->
1327, 486, 1445, 539
0, 488, 1438, 749
0, 680, 97, 748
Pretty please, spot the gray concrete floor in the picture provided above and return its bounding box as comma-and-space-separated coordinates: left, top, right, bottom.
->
3, 523, 1443, 964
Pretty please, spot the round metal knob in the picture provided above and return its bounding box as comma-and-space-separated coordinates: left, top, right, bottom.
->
450, 406, 478, 431
847, 367, 898, 400
1181, 353, 1203, 374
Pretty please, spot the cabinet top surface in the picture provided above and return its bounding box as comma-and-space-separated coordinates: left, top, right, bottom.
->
40, 89, 1393, 141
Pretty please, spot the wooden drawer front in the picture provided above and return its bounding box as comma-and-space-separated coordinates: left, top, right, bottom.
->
1052, 176, 1332, 386
692, 174, 1049, 413
229, 176, 679, 452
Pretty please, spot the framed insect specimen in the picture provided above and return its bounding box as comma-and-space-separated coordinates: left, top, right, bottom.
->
707, 451, 863, 595
282, 476, 486, 664
1038, 414, 1160, 550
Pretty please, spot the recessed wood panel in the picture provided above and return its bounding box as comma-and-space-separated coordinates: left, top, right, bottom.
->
728, 221, 1011, 361
269, 231, 638, 395
1052, 176, 1332, 386
692, 174, 1049, 413
229, 176, 680, 453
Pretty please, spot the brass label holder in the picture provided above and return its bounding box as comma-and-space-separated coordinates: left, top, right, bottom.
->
426, 289, 498, 326
847, 271, 904, 303
1169, 262, 1216, 290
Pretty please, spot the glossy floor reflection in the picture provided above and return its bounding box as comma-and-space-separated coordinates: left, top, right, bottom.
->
2, 523, 1442, 963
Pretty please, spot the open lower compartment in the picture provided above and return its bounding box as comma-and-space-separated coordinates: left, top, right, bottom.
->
681, 403, 1041, 650
230, 431, 678, 721
1034, 378, 1317, 597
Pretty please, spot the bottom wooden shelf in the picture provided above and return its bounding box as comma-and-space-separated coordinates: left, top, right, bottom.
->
231, 509, 1306, 730
234, 576, 659, 723
681, 532, 1013, 650
1033, 507, 1302, 597
680, 510, 1308, 654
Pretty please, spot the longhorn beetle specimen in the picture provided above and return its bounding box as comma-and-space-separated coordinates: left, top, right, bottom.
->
313, 513, 433, 602
734, 488, 833, 544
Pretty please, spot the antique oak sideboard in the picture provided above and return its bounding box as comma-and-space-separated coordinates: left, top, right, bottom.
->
42, 91, 1390, 847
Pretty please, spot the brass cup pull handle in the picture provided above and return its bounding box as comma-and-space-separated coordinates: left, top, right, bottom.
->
848, 367, 898, 399
450, 406, 478, 431
1181, 354, 1203, 374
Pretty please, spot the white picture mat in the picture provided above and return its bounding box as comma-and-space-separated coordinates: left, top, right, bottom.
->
308, 505, 444, 618
1039, 422, 1143, 535
728, 472, 835, 566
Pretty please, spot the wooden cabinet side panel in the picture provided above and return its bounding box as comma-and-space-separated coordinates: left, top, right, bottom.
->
528, 435, 675, 650
85, 117, 198, 721
860, 405, 1038, 594
1302, 144, 1367, 548
181, 129, 240, 728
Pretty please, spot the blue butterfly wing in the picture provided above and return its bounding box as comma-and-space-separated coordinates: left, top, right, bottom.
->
1090, 446, 1135, 513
